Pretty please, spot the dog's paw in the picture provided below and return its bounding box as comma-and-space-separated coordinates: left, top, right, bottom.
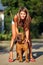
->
16, 57, 19, 60
19, 59, 23, 62
25, 59, 29, 62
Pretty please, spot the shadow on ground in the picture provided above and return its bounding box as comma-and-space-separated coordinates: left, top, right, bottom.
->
33, 51, 43, 59
0, 43, 43, 61
32, 44, 43, 49
0, 46, 9, 54
18, 51, 43, 62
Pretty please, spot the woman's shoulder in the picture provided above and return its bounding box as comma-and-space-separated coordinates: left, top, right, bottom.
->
13, 14, 18, 22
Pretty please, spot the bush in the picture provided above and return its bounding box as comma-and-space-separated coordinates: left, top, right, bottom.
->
4, 15, 12, 33
30, 17, 40, 39
0, 32, 12, 40
30, 23, 39, 38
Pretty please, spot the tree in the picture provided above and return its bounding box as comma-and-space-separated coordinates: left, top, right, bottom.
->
1, 0, 43, 38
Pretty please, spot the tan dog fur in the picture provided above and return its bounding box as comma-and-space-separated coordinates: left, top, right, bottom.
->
16, 33, 29, 62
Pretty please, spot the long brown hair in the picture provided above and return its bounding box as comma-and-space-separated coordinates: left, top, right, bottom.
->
14, 7, 31, 31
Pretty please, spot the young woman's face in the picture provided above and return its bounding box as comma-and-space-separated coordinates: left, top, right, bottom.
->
19, 11, 26, 20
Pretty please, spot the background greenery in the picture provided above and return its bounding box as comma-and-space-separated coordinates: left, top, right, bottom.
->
0, 0, 43, 40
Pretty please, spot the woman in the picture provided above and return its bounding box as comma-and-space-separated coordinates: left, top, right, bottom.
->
9, 7, 35, 62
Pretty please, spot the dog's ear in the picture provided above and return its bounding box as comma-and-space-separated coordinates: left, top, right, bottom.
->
16, 34, 22, 43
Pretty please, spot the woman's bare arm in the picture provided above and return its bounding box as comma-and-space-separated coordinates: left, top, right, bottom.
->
25, 29, 30, 43
12, 22, 17, 39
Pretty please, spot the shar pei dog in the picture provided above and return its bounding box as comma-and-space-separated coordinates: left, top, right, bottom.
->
16, 33, 29, 62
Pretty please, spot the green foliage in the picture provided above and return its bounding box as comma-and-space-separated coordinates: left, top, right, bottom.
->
30, 15, 43, 38
1, 0, 43, 40
30, 23, 39, 38
4, 15, 11, 33
18, 27, 24, 33
0, 33, 12, 40
1, 0, 43, 17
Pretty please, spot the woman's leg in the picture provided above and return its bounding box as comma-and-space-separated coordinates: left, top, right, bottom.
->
29, 38, 35, 62
29, 40, 32, 59
9, 37, 14, 60
9, 22, 17, 61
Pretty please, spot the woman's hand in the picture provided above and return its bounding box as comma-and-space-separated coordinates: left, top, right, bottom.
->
25, 38, 30, 43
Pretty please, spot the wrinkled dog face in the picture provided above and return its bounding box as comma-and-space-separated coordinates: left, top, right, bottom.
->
17, 33, 24, 43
